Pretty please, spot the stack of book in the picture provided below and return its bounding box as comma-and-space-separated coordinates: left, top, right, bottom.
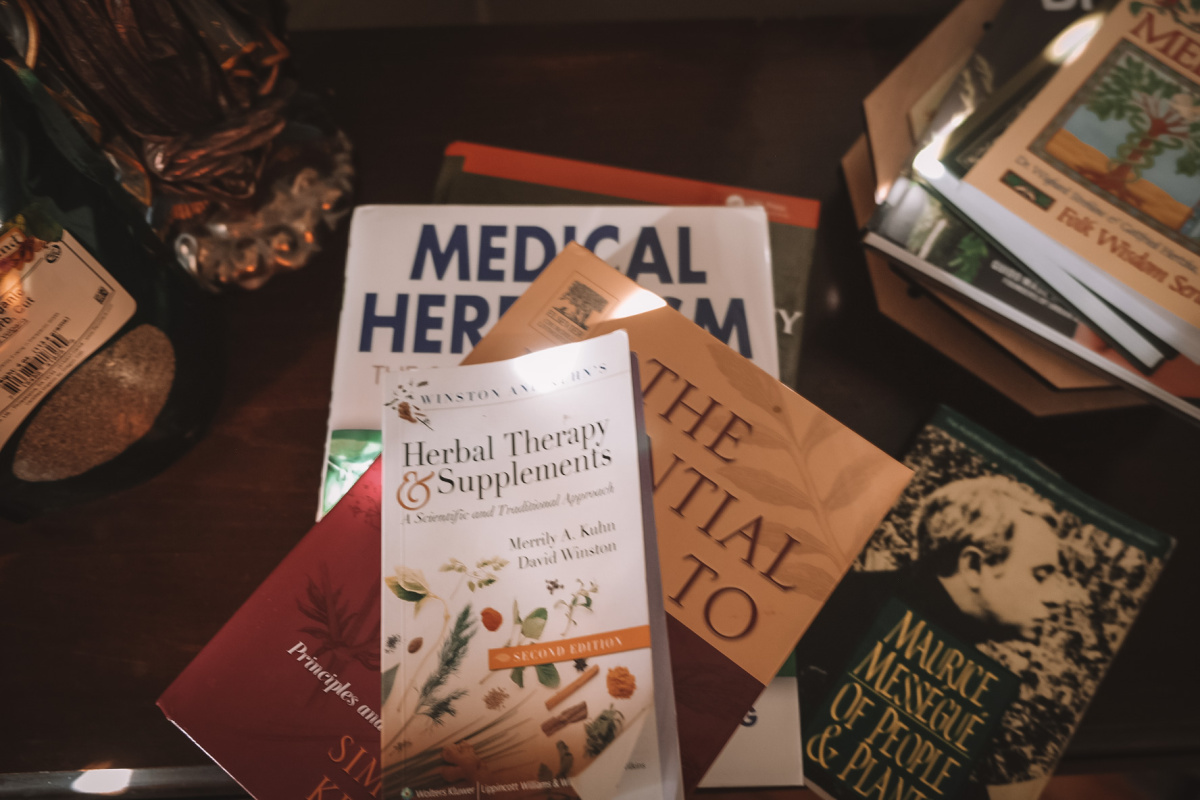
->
849, 0, 1200, 422
155, 131, 1177, 800
158, 147, 884, 796
158, 217, 915, 799
312, 147, 825, 791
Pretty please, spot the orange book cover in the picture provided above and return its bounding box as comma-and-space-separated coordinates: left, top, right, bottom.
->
462, 243, 914, 789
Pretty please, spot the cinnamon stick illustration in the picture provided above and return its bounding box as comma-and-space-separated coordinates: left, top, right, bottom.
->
545, 664, 600, 710
541, 701, 588, 736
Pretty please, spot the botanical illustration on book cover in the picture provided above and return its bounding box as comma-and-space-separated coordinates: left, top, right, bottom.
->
380, 333, 674, 800
799, 409, 1171, 799
1033, 38, 1200, 253
956, 0, 1200, 333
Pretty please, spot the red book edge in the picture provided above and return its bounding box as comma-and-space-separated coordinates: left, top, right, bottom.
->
445, 141, 820, 230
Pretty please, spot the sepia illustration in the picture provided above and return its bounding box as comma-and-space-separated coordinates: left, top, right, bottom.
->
856, 423, 1168, 786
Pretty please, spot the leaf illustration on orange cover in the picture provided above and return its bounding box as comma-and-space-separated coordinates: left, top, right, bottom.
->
780, 562, 838, 602
821, 447, 892, 513
756, 518, 835, 564
715, 463, 817, 510
705, 343, 784, 412
742, 420, 799, 454
795, 412, 841, 455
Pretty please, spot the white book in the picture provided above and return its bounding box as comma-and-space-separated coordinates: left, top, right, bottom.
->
697, 670, 804, 789
322, 204, 779, 516
379, 331, 681, 800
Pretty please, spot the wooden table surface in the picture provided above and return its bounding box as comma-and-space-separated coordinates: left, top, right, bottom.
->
2, 15, 1198, 788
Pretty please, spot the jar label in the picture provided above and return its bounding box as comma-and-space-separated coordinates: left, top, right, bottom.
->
0, 221, 137, 450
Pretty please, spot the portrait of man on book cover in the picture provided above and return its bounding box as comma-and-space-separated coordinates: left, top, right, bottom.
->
912, 475, 1068, 648
798, 417, 1169, 796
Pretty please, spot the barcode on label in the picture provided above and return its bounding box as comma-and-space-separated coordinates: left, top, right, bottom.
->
0, 331, 71, 397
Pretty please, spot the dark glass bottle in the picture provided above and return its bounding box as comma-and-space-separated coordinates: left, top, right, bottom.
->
0, 51, 224, 520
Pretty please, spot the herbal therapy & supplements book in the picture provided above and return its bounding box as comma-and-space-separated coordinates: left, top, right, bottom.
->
380, 331, 681, 800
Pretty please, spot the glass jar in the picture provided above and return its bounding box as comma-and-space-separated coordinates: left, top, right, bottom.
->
0, 50, 224, 520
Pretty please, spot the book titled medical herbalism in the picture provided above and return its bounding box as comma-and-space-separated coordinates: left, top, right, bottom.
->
322, 204, 778, 516
379, 331, 681, 800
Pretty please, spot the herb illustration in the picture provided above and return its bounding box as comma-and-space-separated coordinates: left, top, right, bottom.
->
381, 705, 531, 795
584, 705, 625, 757
383, 565, 479, 752
412, 605, 475, 726
546, 665, 599, 711
441, 556, 508, 591
480, 607, 502, 631
385, 565, 435, 616
537, 740, 575, 784
296, 564, 379, 703
439, 740, 490, 784
546, 578, 564, 594
503, 599, 560, 690
537, 741, 576, 800
555, 579, 598, 635
541, 701, 588, 735
384, 378, 432, 429
606, 666, 636, 699
483, 687, 509, 710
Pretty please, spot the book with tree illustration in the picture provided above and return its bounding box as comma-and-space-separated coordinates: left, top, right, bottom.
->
796, 406, 1173, 800
322, 204, 778, 518
158, 460, 386, 800
955, 0, 1200, 361
909, 6, 1179, 373
380, 331, 681, 800
460, 242, 915, 790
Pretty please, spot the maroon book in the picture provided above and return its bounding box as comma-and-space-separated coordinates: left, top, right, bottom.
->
158, 461, 384, 800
